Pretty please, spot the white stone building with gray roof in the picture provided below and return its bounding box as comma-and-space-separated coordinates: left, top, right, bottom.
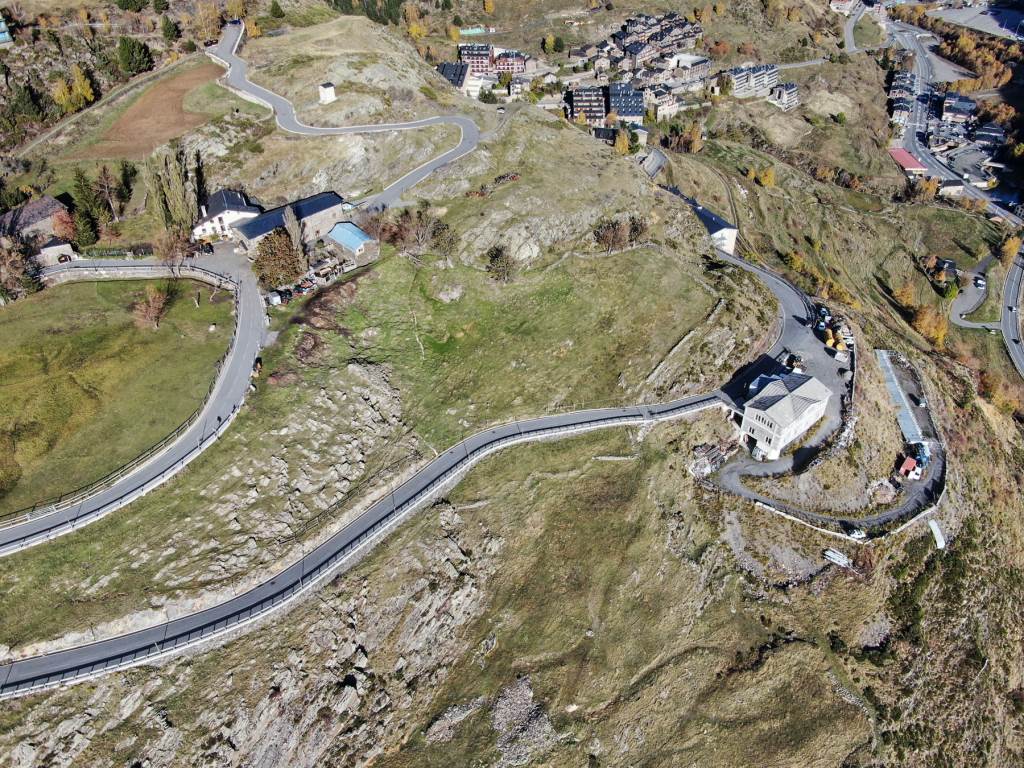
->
740, 373, 831, 460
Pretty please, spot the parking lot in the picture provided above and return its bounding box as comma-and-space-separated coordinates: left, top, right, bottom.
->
930, 5, 1024, 41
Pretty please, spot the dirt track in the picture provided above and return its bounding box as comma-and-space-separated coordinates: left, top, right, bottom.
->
72, 61, 222, 160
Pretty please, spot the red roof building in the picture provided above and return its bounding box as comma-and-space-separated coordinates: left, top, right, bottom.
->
888, 148, 927, 175
898, 456, 918, 477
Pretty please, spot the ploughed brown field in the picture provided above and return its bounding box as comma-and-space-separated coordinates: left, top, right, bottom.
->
72, 61, 223, 160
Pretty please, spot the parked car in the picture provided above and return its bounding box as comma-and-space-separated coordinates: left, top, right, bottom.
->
974, 276, 986, 289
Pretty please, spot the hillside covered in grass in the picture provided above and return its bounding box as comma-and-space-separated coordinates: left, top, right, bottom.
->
0, 278, 234, 515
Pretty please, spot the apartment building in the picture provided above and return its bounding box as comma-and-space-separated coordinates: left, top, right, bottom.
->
728, 64, 779, 98
458, 44, 493, 74
768, 82, 800, 112
608, 82, 645, 125
570, 86, 608, 126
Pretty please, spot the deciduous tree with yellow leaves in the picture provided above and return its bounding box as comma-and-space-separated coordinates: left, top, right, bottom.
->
1000, 234, 1022, 263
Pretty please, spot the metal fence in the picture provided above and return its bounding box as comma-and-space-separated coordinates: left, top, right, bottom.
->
0, 395, 723, 699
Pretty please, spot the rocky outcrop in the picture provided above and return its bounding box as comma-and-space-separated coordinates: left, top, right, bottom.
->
2, 501, 505, 768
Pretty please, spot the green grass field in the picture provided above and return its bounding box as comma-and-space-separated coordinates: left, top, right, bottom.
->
853, 15, 886, 49
0, 280, 234, 514
342, 249, 718, 447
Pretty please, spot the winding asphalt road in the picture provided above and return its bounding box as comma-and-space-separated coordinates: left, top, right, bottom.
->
889, 22, 1024, 378
0, 256, 266, 557
0, 22, 480, 557
844, 2, 868, 54
209, 23, 480, 209
0, 24, 950, 700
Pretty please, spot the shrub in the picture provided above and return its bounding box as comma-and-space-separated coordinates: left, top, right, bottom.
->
484, 244, 515, 282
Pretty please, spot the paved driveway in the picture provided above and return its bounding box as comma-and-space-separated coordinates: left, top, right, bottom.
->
951, 256, 999, 332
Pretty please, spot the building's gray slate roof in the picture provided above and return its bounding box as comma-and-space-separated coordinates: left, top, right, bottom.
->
436, 62, 470, 89
198, 189, 261, 225
746, 373, 831, 426
235, 192, 344, 241
0, 195, 67, 236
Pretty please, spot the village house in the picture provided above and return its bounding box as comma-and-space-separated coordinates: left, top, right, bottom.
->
888, 148, 927, 177
191, 189, 262, 242
0, 195, 68, 245
233, 192, 349, 252
327, 221, 378, 269
457, 44, 531, 76
457, 43, 493, 74
889, 96, 913, 130
740, 373, 831, 461
494, 49, 528, 74
942, 92, 976, 124
938, 179, 966, 198
625, 41, 659, 68
768, 82, 800, 112
669, 53, 711, 86
927, 121, 968, 152
973, 121, 1006, 148
655, 99, 683, 122
632, 66, 673, 90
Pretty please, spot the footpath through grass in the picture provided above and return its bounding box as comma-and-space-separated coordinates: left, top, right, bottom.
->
0, 279, 234, 515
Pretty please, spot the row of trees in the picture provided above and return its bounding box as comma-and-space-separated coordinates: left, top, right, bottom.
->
328, 0, 407, 25
50, 65, 95, 116
664, 121, 704, 154
0, 242, 36, 301
142, 145, 204, 234
745, 165, 776, 187
890, 5, 1019, 92
0, 32, 154, 149
891, 281, 949, 346
359, 204, 459, 264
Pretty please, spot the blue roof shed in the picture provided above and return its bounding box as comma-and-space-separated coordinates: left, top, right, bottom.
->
328, 222, 375, 253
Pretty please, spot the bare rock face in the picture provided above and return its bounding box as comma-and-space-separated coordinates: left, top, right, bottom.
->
4, 361, 414, 662
490, 677, 559, 767
2, 503, 506, 768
